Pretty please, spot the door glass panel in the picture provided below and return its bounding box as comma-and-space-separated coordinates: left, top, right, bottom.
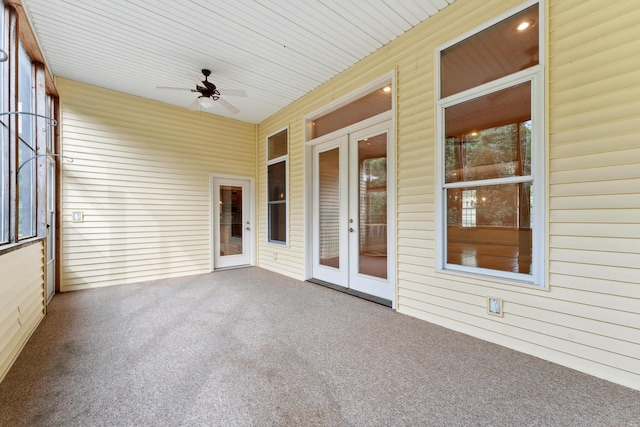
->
219, 186, 243, 256
46, 160, 55, 263
358, 134, 387, 279
318, 148, 340, 268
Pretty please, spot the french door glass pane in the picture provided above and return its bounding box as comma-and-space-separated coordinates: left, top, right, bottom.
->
219, 186, 243, 256
358, 134, 387, 279
318, 148, 340, 268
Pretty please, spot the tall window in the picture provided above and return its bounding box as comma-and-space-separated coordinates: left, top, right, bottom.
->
0, 7, 8, 243
437, 2, 543, 285
0, 5, 57, 248
267, 128, 288, 244
18, 41, 35, 239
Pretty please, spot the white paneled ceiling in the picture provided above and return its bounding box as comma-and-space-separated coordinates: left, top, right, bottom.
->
21, 0, 455, 123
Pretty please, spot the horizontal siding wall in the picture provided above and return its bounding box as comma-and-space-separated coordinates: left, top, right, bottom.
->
256, 0, 640, 390
0, 243, 45, 382
58, 78, 256, 291
546, 0, 640, 389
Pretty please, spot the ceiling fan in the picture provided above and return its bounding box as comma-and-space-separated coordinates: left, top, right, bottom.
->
157, 69, 247, 114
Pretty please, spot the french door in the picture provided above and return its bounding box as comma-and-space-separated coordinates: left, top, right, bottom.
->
212, 177, 253, 269
312, 120, 392, 301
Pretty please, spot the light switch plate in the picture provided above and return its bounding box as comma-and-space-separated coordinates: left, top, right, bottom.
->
487, 297, 503, 317
72, 211, 84, 223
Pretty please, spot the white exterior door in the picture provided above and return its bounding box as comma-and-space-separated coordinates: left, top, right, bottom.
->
347, 122, 392, 300
312, 135, 349, 286
213, 177, 253, 269
311, 120, 392, 301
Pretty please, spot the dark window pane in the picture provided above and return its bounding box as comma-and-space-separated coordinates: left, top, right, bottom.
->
268, 160, 287, 243
268, 161, 286, 202
268, 129, 288, 160
268, 203, 286, 243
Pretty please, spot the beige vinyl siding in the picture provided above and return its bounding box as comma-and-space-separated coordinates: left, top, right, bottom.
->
255, 0, 640, 390
58, 78, 256, 291
0, 243, 45, 382
545, 0, 640, 388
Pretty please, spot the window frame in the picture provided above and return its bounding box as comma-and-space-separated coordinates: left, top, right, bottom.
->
266, 127, 289, 246
435, 0, 546, 287
0, 5, 8, 244
17, 39, 36, 240
0, 4, 58, 251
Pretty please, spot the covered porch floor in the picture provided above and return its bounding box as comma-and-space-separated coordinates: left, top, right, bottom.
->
1, 267, 638, 426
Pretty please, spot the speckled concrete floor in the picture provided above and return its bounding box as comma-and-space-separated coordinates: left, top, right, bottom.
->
1, 267, 638, 426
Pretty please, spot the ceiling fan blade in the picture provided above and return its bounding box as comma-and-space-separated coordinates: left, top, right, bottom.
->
188, 98, 200, 111
157, 86, 193, 91
191, 75, 206, 87
218, 89, 247, 97
217, 98, 240, 114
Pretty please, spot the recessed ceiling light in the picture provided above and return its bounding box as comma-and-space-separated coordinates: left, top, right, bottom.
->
516, 21, 531, 31
382, 86, 391, 93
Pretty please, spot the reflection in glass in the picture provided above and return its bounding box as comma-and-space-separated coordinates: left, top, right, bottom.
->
440, 4, 539, 97
18, 41, 35, 238
268, 129, 288, 160
446, 183, 532, 274
445, 82, 531, 184
318, 148, 340, 268
358, 134, 387, 279
220, 186, 243, 256
268, 161, 286, 243
0, 10, 7, 243
312, 86, 392, 139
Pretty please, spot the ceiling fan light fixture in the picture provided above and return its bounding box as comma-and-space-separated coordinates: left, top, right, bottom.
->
198, 96, 215, 108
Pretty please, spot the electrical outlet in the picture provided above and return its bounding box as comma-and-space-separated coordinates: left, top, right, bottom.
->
273, 252, 277, 260
487, 297, 503, 317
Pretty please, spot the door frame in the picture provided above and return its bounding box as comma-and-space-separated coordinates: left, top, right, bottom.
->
46, 157, 56, 303
304, 109, 396, 308
210, 173, 255, 270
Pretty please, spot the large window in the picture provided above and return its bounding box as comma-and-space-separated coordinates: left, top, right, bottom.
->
267, 128, 288, 244
18, 41, 35, 239
437, 2, 543, 285
0, 7, 8, 243
0, 4, 58, 248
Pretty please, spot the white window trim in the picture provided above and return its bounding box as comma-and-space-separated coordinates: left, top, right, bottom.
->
266, 126, 289, 246
435, 1, 546, 288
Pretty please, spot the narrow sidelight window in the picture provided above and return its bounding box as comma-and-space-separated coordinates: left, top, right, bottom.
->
267, 128, 288, 244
